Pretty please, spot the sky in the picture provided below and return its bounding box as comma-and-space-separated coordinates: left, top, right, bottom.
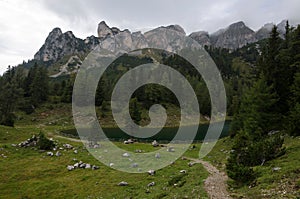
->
0, 0, 300, 74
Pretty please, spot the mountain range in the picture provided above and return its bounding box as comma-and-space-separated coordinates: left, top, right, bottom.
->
32, 20, 291, 76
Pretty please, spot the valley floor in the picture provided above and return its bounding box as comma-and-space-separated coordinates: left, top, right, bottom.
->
0, 124, 299, 198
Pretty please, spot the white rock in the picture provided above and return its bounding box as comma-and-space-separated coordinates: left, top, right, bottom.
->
55, 151, 61, 157
155, 153, 161, 159
118, 181, 128, 186
148, 169, 155, 175
180, 170, 187, 173
46, 152, 53, 156
147, 182, 155, 187
85, 164, 91, 169
122, 152, 130, 157
67, 165, 74, 171
152, 140, 159, 147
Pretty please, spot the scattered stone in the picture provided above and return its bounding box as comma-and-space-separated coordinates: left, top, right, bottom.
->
79, 163, 86, 168
109, 163, 114, 167
93, 144, 100, 148
74, 150, 78, 154
272, 167, 281, 172
181, 157, 187, 160
63, 144, 73, 149
67, 165, 74, 171
118, 181, 128, 186
190, 145, 196, 149
131, 163, 138, 168
46, 151, 54, 156
92, 165, 100, 170
18, 135, 38, 147
11, 144, 16, 147
122, 152, 130, 157
74, 163, 79, 168
155, 153, 161, 159
167, 147, 175, 152
147, 182, 155, 187
180, 170, 187, 173
152, 140, 159, 147
148, 170, 156, 175
124, 139, 134, 144
135, 149, 142, 153
85, 164, 91, 169
55, 151, 61, 157
188, 162, 196, 167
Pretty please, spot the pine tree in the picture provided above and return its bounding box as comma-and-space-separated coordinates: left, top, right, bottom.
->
0, 66, 23, 126
30, 65, 49, 106
226, 76, 285, 184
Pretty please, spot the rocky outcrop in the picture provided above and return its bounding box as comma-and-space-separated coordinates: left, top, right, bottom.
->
34, 28, 86, 62
164, 24, 186, 35
189, 31, 211, 46
97, 21, 121, 38
34, 20, 294, 67
255, 23, 274, 40
210, 21, 257, 49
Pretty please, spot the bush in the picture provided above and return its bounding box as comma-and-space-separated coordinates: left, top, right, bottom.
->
0, 113, 15, 127
37, 132, 55, 150
226, 154, 256, 184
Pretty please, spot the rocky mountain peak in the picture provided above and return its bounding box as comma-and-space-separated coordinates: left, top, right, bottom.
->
229, 21, 246, 29
165, 25, 186, 35
211, 21, 257, 49
97, 21, 121, 38
255, 23, 275, 40
189, 31, 211, 46
45, 28, 62, 43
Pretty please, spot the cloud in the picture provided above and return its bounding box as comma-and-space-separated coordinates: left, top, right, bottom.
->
0, 0, 300, 74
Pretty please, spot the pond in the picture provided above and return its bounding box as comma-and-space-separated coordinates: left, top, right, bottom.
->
61, 121, 231, 142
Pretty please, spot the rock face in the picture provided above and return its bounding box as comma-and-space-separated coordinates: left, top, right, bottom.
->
189, 31, 211, 46
34, 28, 86, 62
97, 21, 120, 38
255, 23, 274, 40
34, 28, 102, 63
210, 21, 257, 49
34, 19, 293, 71
164, 24, 186, 35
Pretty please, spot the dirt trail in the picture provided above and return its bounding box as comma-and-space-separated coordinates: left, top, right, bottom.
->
183, 157, 232, 199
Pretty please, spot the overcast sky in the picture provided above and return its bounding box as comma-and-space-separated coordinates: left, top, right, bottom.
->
0, 0, 300, 74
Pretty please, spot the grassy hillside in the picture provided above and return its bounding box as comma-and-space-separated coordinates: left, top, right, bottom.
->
203, 136, 300, 198
0, 125, 209, 199
1, 123, 299, 198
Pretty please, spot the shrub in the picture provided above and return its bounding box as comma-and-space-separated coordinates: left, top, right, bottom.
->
37, 132, 55, 150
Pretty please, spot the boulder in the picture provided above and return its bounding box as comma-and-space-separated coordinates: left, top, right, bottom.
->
67, 165, 74, 171
131, 163, 138, 168
85, 164, 91, 169
148, 170, 156, 175
180, 170, 187, 173
122, 152, 130, 157
118, 181, 128, 186
167, 147, 175, 152
147, 182, 155, 187
152, 140, 159, 147
46, 152, 54, 156
155, 153, 161, 159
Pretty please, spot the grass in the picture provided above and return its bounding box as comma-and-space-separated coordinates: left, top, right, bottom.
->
0, 125, 209, 199
203, 135, 300, 199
